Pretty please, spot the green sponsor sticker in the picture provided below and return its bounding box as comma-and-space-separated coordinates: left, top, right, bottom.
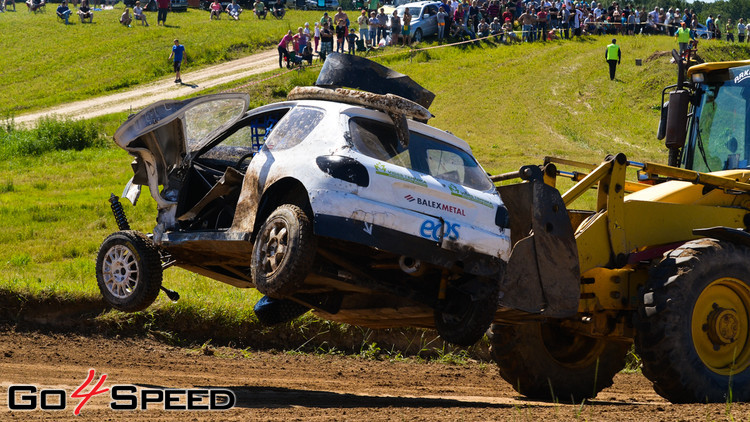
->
448, 184, 493, 208
375, 163, 428, 187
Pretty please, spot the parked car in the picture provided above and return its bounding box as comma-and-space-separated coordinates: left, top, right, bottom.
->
304, 0, 337, 10
693, 22, 710, 39
396, 1, 442, 42
96, 54, 511, 346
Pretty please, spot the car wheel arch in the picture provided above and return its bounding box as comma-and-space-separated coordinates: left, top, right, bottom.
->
251, 177, 312, 241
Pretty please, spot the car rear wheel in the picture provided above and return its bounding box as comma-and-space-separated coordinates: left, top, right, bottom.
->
434, 278, 498, 346
252, 204, 317, 297
96, 231, 163, 312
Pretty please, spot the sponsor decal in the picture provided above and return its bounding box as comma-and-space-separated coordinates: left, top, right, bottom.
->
448, 184, 493, 208
405, 195, 466, 216
374, 163, 427, 187
735, 69, 750, 84
420, 219, 460, 241
7, 369, 235, 415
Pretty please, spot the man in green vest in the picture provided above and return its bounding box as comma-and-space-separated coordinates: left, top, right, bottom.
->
605, 38, 621, 81
676, 21, 691, 54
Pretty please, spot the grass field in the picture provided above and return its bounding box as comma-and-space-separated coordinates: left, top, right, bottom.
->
2, 23, 749, 352
0, 7, 327, 115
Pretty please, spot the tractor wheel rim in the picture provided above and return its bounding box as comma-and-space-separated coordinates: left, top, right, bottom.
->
102, 244, 139, 299
691, 277, 750, 375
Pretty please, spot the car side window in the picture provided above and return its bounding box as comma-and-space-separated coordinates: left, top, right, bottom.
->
349, 117, 493, 191
264, 106, 325, 151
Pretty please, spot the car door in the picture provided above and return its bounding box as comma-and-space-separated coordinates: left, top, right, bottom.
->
423, 4, 438, 36
113, 93, 249, 207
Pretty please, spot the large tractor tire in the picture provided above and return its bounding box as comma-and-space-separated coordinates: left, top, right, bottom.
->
489, 322, 630, 402
252, 204, 317, 297
635, 239, 750, 403
96, 230, 163, 312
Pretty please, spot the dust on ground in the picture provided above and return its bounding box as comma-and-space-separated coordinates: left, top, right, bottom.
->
0, 329, 747, 421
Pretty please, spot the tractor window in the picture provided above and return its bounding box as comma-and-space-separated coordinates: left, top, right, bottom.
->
691, 67, 750, 172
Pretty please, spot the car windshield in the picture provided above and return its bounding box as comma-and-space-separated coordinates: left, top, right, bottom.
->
688, 65, 750, 172
184, 97, 248, 151
397, 6, 422, 17
349, 117, 494, 191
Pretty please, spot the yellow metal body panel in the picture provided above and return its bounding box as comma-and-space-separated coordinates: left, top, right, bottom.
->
688, 60, 750, 77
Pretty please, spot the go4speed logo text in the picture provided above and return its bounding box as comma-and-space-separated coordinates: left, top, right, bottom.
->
7, 369, 236, 415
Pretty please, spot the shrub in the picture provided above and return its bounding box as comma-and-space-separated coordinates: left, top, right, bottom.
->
0, 116, 106, 159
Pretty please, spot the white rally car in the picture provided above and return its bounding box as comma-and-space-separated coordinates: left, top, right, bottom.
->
96, 54, 512, 346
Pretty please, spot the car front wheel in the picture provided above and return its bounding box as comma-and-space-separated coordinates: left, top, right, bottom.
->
252, 204, 317, 297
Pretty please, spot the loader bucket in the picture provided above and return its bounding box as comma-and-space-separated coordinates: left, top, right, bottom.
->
495, 166, 580, 317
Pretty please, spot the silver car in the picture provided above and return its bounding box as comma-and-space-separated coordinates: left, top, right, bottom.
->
396, 1, 442, 42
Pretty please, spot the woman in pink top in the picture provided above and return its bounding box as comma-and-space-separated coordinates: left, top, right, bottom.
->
278, 29, 293, 68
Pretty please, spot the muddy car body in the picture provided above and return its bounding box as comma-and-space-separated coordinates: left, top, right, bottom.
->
98, 54, 511, 345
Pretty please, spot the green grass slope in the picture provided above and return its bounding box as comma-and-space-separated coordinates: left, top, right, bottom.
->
2, 35, 749, 352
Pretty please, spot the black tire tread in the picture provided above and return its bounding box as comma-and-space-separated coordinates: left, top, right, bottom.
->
489, 322, 630, 402
252, 204, 317, 297
635, 238, 750, 403
96, 230, 163, 312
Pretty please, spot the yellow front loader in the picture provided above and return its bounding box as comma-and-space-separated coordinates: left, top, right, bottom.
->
488, 53, 750, 404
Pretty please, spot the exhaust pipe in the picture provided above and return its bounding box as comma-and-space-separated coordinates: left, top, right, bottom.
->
399, 256, 426, 277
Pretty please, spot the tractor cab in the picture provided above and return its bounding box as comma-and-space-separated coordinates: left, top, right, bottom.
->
659, 53, 750, 173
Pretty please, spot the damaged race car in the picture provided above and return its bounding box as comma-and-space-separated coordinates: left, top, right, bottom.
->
96, 54, 512, 346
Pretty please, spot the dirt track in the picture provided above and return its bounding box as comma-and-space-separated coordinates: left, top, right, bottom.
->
13, 50, 280, 126
1, 330, 748, 421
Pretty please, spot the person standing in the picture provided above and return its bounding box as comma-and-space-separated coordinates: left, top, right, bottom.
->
676, 21, 690, 54
739, 18, 746, 43
277, 29, 293, 68
168, 39, 185, 83
605, 38, 621, 81
156, 0, 168, 25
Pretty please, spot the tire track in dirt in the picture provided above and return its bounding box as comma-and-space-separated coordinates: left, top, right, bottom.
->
14, 49, 279, 126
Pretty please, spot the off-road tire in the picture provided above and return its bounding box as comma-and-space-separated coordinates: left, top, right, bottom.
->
252, 204, 317, 297
635, 239, 750, 403
434, 280, 499, 346
96, 230, 163, 312
253, 295, 310, 326
489, 322, 630, 402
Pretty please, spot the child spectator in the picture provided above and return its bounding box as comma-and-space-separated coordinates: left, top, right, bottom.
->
168, 39, 185, 83
402, 7, 411, 45
347, 28, 358, 54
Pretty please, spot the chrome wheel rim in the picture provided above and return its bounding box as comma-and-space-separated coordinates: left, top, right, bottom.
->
102, 244, 140, 299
